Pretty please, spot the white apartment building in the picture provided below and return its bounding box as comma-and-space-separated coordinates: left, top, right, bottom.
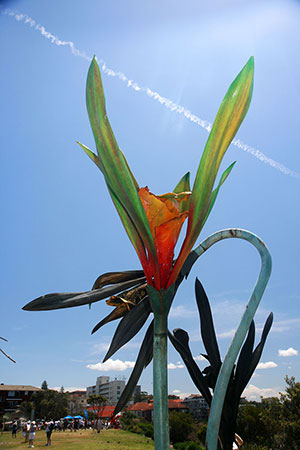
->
86, 376, 125, 404
182, 394, 209, 420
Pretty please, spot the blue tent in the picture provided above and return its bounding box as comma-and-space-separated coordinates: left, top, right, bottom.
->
73, 415, 84, 419
63, 415, 73, 419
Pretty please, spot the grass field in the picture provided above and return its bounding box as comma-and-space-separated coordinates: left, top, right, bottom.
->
0, 429, 154, 449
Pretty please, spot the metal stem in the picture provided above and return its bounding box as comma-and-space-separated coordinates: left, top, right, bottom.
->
188, 229, 271, 450
148, 285, 175, 450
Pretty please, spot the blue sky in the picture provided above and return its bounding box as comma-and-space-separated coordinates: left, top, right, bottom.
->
1, 0, 299, 401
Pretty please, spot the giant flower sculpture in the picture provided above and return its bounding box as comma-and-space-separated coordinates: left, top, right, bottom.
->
24, 57, 256, 450
79, 57, 253, 294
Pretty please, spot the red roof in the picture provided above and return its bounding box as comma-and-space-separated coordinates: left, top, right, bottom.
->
127, 402, 152, 412
167, 399, 186, 409
87, 405, 118, 418
127, 399, 186, 412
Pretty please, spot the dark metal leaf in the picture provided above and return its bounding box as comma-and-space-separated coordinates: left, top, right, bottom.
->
241, 312, 273, 393
91, 305, 129, 334
114, 322, 153, 415
168, 328, 212, 405
92, 270, 145, 290
103, 296, 152, 361
22, 277, 145, 311
195, 278, 221, 370
92, 284, 148, 334
179, 250, 199, 279
234, 320, 255, 397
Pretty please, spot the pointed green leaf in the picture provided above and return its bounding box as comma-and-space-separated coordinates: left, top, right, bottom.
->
77, 141, 102, 169
171, 57, 254, 285
173, 172, 191, 193
86, 57, 158, 269
202, 161, 236, 226
77, 142, 150, 270
77, 141, 140, 192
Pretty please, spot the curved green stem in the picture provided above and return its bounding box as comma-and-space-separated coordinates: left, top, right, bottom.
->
185, 228, 271, 450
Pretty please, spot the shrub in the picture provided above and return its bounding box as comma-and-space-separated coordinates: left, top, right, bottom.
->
173, 442, 204, 450
196, 424, 207, 445
169, 411, 195, 443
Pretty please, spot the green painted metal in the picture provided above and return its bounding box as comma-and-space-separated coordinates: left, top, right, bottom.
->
186, 228, 271, 450
148, 285, 175, 450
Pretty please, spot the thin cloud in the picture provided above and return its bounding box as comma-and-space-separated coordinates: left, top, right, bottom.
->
87, 358, 135, 371
217, 329, 236, 339
243, 384, 280, 401
270, 317, 300, 333
51, 386, 86, 392
168, 362, 184, 370
172, 389, 181, 395
169, 305, 196, 319
257, 361, 278, 369
278, 347, 298, 357
171, 389, 194, 399
3, 8, 300, 179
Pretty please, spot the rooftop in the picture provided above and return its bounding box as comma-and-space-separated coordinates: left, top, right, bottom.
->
0, 385, 41, 391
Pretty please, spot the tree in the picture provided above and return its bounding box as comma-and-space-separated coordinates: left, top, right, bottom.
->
169, 411, 195, 444
31, 388, 68, 419
237, 376, 300, 449
87, 394, 107, 428
17, 401, 34, 420
41, 380, 48, 390
280, 376, 300, 449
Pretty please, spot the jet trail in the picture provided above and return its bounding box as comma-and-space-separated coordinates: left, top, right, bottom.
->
3, 8, 299, 179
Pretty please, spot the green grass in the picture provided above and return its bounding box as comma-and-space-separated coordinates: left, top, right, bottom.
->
0, 429, 154, 449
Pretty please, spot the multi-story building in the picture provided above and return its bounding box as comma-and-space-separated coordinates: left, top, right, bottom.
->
127, 398, 188, 421
86, 376, 125, 404
0, 384, 41, 415
67, 390, 88, 415
182, 394, 209, 420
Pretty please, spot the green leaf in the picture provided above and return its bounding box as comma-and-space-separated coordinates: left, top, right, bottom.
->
86, 57, 158, 268
173, 172, 191, 193
202, 161, 236, 226
78, 140, 150, 269
77, 141, 101, 169
170, 57, 254, 285
79, 144, 149, 267
78, 141, 141, 193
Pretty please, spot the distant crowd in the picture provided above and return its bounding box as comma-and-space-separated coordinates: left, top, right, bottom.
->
10, 418, 105, 448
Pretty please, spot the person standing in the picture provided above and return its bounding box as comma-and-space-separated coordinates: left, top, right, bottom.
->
45, 420, 54, 446
96, 418, 102, 434
12, 421, 17, 438
28, 421, 36, 448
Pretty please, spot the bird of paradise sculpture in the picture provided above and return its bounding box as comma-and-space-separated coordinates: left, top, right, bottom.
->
24, 56, 272, 450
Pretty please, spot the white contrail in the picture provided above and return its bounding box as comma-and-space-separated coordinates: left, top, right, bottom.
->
3, 8, 299, 179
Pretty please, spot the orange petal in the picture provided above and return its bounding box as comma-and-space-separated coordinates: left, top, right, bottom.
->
139, 187, 190, 288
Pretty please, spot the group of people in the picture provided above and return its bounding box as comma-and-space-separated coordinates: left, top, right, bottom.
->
11, 419, 55, 447
11, 418, 107, 447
